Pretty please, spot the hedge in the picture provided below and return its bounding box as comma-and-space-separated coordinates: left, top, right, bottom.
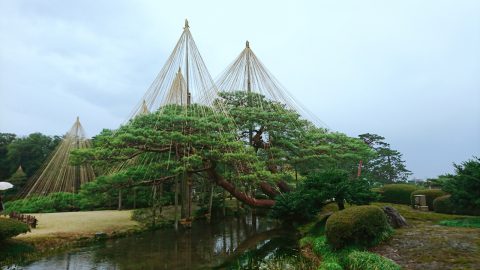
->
0, 218, 29, 241
433, 195, 480, 215
380, 184, 419, 205
325, 205, 392, 249
4, 192, 81, 213
411, 189, 446, 210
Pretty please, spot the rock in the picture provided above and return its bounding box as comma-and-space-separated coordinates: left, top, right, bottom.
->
382, 206, 408, 228
95, 232, 107, 239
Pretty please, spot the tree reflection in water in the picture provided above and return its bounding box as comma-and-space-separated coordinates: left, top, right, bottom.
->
21, 214, 300, 270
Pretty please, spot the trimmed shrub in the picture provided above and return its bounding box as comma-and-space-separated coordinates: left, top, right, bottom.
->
325, 205, 392, 249
433, 195, 480, 215
0, 218, 29, 241
371, 187, 383, 199
345, 250, 400, 270
411, 189, 446, 210
380, 184, 419, 205
4, 192, 81, 213
433, 195, 456, 214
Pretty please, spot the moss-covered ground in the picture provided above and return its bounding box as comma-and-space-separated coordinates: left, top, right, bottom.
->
299, 202, 480, 269
370, 203, 480, 270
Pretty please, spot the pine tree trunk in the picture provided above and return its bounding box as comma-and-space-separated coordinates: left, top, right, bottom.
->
206, 168, 275, 208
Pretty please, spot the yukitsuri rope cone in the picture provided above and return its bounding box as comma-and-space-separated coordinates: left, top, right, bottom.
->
20, 117, 95, 198
215, 41, 327, 127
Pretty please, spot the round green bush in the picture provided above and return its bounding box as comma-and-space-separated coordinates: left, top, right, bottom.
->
325, 205, 392, 249
411, 189, 446, 210
0, 218, 29, 241
380, 184, 419, 205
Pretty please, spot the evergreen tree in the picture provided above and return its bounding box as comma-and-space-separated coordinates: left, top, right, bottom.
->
359, 133, 411, 183
443, 157, 480, 211
6, 166, 27, 196
7, 133, 61, 176
0, 133, 16, 180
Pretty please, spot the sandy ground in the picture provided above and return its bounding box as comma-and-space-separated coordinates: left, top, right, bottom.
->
14, 210, 140, 239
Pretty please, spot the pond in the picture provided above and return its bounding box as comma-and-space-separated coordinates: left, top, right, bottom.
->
13, 214, 304, 269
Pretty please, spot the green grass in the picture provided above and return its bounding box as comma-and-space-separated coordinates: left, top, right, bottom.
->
307, 236, 400, 270
300, 202, 479, 269
345, 250, 400, 270
439, 217, 480, 228
298, 203, 400, 270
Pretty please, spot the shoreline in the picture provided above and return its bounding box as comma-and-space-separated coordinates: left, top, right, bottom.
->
1, 210, 146, 267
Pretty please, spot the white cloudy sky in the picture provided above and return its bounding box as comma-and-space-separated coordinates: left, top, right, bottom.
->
0, 0, 479, 179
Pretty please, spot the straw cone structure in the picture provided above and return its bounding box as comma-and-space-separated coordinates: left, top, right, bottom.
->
128, 19, 221, 119
20, 117, 95, 197
215, 41, 326, 127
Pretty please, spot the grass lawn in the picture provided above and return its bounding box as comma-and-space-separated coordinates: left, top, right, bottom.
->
439, 218, 480, 228
14, 210, 140, 239
1, 210, 142, 266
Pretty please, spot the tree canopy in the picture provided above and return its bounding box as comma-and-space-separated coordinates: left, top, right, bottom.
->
442, 157, 480, 211
0, 132, 61, 184
358, 133, 411, 183
73, 93, 374, 214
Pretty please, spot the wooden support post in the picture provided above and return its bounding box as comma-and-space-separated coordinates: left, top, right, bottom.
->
133, 188, 136, 209
174, 176, 179, 231
118, 189, 122, 210
187, 172, 193, 220
181, 174, 187, 219
208, 184, 214, 222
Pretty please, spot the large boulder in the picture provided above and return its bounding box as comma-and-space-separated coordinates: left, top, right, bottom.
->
382, 206, 408, 228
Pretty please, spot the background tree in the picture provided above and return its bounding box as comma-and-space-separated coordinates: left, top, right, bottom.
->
442, 157, 480, 212
0, 133, 17, 180
424, 174, 453, 189
6, 133, 61, 177
271, 169, 378, 221
359, 133, 411, 183
5, 166, 27, 197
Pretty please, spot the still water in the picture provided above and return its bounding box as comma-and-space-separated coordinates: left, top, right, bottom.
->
16, 215, 300, 270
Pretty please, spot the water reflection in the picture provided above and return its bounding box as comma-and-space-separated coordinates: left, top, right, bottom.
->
17, 214, 297, 270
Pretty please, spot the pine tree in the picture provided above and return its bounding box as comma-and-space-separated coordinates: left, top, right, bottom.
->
359, 133, 411, 183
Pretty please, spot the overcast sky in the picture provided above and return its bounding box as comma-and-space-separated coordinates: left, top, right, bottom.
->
1, 0, 479, 179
